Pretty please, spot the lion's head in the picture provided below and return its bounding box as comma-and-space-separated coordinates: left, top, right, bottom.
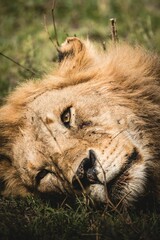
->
0, 37, 160, 209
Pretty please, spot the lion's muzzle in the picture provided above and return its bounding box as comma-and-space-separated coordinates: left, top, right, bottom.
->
72, 150, 100, 190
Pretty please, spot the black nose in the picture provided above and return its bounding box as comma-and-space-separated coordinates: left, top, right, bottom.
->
72, 150, 99, 190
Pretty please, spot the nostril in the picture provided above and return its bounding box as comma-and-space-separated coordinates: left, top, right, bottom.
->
80, 150, 97, 172
78, 150, 97, 173
89, 150, 97, 165
82, 157, 92, 172
87, 168, 98, 183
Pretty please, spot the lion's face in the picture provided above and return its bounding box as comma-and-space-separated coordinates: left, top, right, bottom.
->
1, 37, 160, 208
13, 82, 148, 207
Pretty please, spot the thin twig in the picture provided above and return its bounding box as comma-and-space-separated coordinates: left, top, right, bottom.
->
96, 157, 115, 209
28, 106, 62, 153
114, 191, 132, 210
110, 18, 118, 43
39, 115, 62, 154
50, 156, 74, 195
69, 166, 87, 195
111, 129, 126, 141
96, 148, 134, 225
51, 0, 60, 47
37, 145, 74, 195
69, 166, 96, 208
29, 107, 76, 195
0, 52, 37, 76
43, 14, 55, 45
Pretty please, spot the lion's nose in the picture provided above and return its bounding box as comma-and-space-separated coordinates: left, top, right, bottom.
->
72, 150, 99, 190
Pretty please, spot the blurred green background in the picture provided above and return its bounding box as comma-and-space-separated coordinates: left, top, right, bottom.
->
0, 0, 160, 104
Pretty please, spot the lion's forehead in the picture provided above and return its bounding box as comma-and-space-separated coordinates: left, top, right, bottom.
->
27, 83, 133, 128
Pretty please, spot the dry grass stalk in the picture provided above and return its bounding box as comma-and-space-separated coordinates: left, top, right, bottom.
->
51, 0, 60, 47
0, 52, 36, 76
43, 14, 55, 46
110, 18, 119, 43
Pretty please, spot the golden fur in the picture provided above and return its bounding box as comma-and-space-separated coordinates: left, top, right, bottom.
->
0, 37, 160, 208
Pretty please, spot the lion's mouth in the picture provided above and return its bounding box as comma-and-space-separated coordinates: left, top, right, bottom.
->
72, 148, 140, 193
107, 148, 140, 193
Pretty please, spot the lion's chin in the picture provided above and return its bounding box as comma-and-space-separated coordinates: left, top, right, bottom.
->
86, 184, 107, 203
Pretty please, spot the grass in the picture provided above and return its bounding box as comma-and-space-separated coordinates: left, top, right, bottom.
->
0, 196, 159, 240
0, 0, 160, 239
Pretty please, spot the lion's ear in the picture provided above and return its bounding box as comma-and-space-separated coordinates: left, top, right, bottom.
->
57, 37, 84, 63
57, 37, 97, 76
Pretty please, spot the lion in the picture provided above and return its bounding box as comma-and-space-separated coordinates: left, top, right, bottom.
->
0, 37, 160, 209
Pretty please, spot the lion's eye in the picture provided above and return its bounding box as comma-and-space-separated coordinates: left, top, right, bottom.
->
36, 169, 49, 183
61, 107, 71, 128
